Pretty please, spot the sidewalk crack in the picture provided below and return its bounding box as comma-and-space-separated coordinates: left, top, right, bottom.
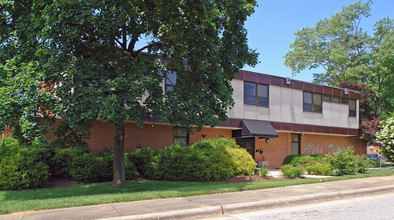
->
109, 204, 122, 215
19, 212, 26, 220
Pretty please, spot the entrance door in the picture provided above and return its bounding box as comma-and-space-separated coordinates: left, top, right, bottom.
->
291, 134, 300, 155
236, 138, 255, 159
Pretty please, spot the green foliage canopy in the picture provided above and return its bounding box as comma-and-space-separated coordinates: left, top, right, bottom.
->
1, 0, 258, 136
0, 0, 258, 185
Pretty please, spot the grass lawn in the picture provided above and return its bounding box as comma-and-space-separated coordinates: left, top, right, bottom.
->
1, 168, 393, 214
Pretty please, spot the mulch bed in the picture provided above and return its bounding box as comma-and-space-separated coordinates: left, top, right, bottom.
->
47, 177, 83, 188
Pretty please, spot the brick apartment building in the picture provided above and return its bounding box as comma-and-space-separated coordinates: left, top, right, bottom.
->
1, 70, 366, 169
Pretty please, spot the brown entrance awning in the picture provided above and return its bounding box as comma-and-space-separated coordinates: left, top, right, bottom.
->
232, 119, 279, 138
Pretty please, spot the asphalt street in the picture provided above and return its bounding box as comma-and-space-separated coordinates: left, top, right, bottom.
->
203, 192, 394, 220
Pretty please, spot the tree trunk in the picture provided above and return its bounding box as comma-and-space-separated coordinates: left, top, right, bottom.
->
112, 122, 126, 186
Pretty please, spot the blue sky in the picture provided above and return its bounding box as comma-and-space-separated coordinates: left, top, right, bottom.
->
243, 0, 394, 82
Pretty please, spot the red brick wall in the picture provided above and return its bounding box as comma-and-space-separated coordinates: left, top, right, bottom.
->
189, 127, 233, 145
88, 122, 234, 153
253, 133, 367, 169
254, 133, 290, 169
88, 121, 174, 153
301, 134, 366, 156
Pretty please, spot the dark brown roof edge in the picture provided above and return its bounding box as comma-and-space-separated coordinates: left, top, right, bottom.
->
217, 119, 359, 136
236, 70, 361, 100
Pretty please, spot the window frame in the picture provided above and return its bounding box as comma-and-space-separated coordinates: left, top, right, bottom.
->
173, 127, 189, 146
163, 70, 176, 92
340, 97, 348, 104
303, 91, 322, 113
331, 96, 340, 103
244, 81, 269, 107
323, 95, 331, 102
349, 99, 357, 117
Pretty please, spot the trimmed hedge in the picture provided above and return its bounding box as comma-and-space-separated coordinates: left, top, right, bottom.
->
0, 148, 49, 190
222, 146, 256, 175
0, 137, 138, 189
144, 144, 234, 181
52, 149, 137, 183
141, 138, 256, 181
191, 137, 239, 149
49, 147, 87, 178
127, 147, 158, 176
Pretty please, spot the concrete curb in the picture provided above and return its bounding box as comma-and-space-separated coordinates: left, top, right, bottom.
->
96, 206, 223, 220
97, 185, 394, 220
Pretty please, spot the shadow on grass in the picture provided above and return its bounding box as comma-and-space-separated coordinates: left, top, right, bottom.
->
1, 179, 252, 202
1, 168, 393, 203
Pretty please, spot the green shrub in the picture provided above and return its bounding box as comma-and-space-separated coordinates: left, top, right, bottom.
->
256, 168, 268, 177
146, 144, 236, 181
283, 155, 323, 166
49, 147, 87, 177
127, 147, 157, 176
365, 157, 379, 168
325, 147, 365, 175
305, 162, 333, 175
192, 137, 239, 149
355, 155, 370, 173
0, 148, 49, 190
137, 138, 255, 181
280, 164, 304, 179
282, 155, 300, 165
0, 137, 22, 161
69, 153, 105, 183
293, 155, 323, 167
66, 150, 137, 183
222, 146, 256, 175
124, 157, 138, 180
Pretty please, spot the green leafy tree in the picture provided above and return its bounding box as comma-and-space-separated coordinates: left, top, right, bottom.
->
0, 61, 58, 145
284, 0, 394, 119
0, 0, 258, 185
376, 117, 394, 161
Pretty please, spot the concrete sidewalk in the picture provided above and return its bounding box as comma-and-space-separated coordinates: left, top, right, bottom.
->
2, 176, 394, 220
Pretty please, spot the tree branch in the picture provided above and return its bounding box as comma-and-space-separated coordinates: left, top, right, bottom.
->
127, 38, 137, 52
115, 39, 123, 48
134, 42, 161, 55
122, 29, 127, 49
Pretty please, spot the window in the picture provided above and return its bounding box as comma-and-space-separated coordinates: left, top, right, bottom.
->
164, 71, 176, 92
323, 95, 331, 102
244, 82, 269, 106
303, 92, 322, 113
331, 96, 340, 103
173, 127, 188, 146
340, 97, 348, 104
349, 99, 356, 117
322, 94, 350, 105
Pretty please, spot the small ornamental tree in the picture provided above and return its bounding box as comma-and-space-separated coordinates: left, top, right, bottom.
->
376, 117, 394, 161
